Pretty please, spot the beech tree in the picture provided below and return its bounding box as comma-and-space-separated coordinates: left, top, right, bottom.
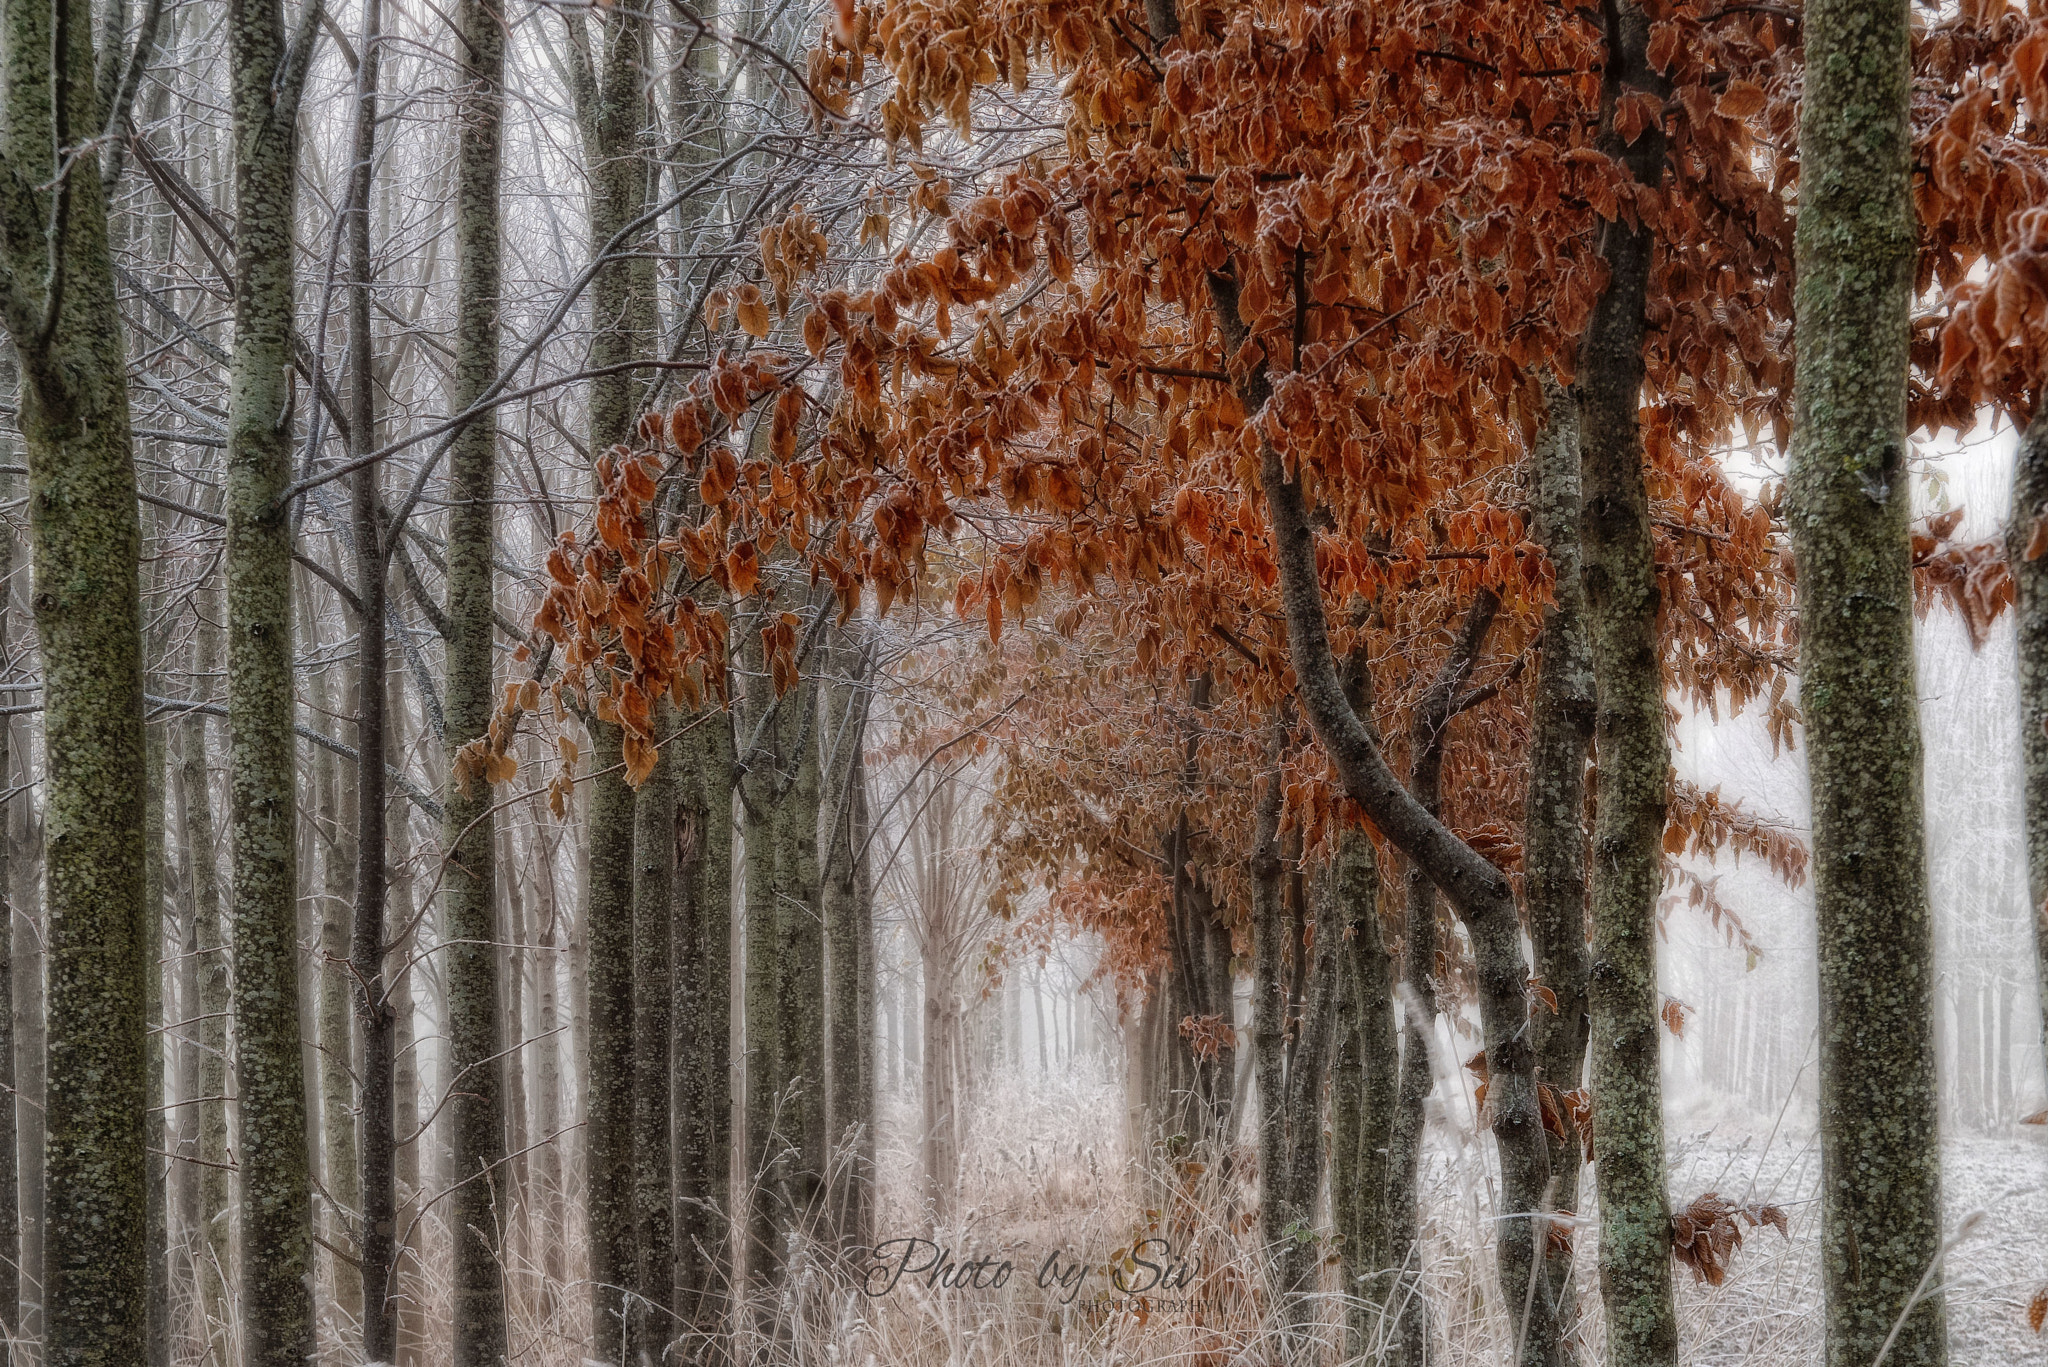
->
0, 0, 151, 1359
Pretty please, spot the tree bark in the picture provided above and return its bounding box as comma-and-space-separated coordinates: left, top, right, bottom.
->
0, 457, 17, 1333
341, 0, 399, 1354
181, 586, 231, 1365
630, 704, 677, 1364
821, 628, 874, 1250
0, 0, 154, 1358
315, 666, 363, 1332
2012, 408, 2048, 1121
1578, 6, 1679, 1361
672, 692, 733, 1328
1328, 821, 1393, 1357
1791, 1, 1946, 1362
1523, 377, 1594, 1326
444, 0, 510, 1341
224, 0, 320, 1360
570, 1, 658, 1348
587, 719, 639, 1361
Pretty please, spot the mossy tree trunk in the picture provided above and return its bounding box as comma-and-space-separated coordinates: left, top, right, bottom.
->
443, 0, 509, 1350
630, 703, 676, 1364
224, 0, 320, 1361
673, 684, 734, 1327
1578, 6, 1678, 1361
315, 665, 363, 1332
181, 582, 232, 1362
586, 719, 639, 1360
1327, 819, 1393, 1357
1791, 1, 1946, 1363
567, 3, 659, 1351
821, 628, 874, 1250
0, 0, 157, 1358
740, 610, 824, 1308
0, 452, 17, 1331
339, 0, 401, 1355
1523, 378, 1594, 1326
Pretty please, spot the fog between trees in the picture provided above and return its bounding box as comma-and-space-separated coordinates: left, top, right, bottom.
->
3, 1, 2048, 1366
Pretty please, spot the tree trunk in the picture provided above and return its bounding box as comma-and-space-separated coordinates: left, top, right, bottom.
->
1329, 821, 1393, 1357
1523, 376, 1594, 1327
316, 665, 364, 1335
0, 0, 154, 1358
224, 0, 319, 1359
1792, 1, 1946, 1362
141, 534, 169, 1367
385, 658, 426, 1367
1578, 7, 1679, 1361
342, 0, 398, 1354
2010, 407, 2048, 1134
672, 695, 733, 1328
443, 0, 510, 1352
181, 587, 231, 1365
586, 719, 639, 1362
0, 460, 17, 1333
571, 0, 658, 1348
822, 629, 874, 1249
776, 674, 826, 1258
631, 704, 677, 1364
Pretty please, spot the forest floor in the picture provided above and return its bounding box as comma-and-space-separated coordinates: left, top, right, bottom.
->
1645, 1117, 2048, 1366
851, 1071, 2048, 1365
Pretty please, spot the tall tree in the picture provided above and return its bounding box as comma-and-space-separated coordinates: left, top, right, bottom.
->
673, 667, 735, 1326
629, 705, 676, 1364
1792, 0, 1947, 1363
567, 0, 660, 1351
821, 628, 874, 1249
0, 0, 152, 1361
1522, 381, 1594, 1294
223, 0, 321, 1362
341, 0, 401, 1355
182, 585, 232, 1361
1578, 6, 1679, 1361
0, 440, 16, 1334
444, 0, 510, 1351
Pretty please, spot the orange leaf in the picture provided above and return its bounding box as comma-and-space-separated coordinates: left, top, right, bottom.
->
727, 541, 760, 597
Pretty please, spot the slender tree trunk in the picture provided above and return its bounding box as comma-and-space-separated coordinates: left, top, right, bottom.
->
0, 458, 17, 1334
572, 1, 658, 1349
673, 699, 733, 1328
1792, 1, 1946, 1362
140, 536, 170, 1367
341, 1, 399, 1355
777, 675, 826, 1257
1329, 821, 1392, 1357
631, 704, 677, 1365
11, 774, 43, 1356
533, 844, 567, 1307
385, 659, 426, 1367
1524, 377, 1594, 1326
587, 720, 639, 1361
445, 0, 510, 1336
821, 631, 873, 1250
317, 668, 364, 1336
1250, 731, 1292, 1274
182, 588, 231, 1365
1578, 7, 1679, 1361
224, 0, 319, 1359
